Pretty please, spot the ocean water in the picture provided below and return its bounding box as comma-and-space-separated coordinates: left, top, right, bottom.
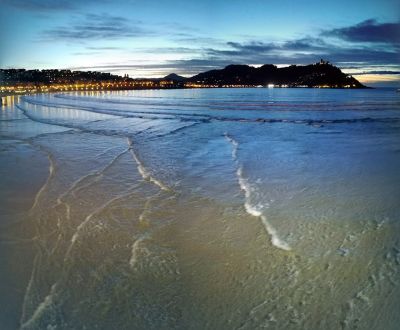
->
1, 88, 399, 329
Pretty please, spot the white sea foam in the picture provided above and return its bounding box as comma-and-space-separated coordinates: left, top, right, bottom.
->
224, 132, 239, 161
30, 152, 55, 212
129, 235, 149, 269
20, 255, 38, 327
260, 215, 291, 251
226, 136, 291, 251
20, 284, 58, 330
127, 138, 170, 191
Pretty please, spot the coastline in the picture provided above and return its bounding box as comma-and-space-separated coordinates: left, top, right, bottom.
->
1, 84, 374, 106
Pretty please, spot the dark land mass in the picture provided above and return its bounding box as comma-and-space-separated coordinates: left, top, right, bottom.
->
1, 60, 366, 91
185, 60, 366, 88
163, 73, 187, 82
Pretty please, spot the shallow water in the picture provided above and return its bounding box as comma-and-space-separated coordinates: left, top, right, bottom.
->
1, 88, 400, 329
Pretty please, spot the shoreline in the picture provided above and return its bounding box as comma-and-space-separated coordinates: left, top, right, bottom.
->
1, 85, 376, 106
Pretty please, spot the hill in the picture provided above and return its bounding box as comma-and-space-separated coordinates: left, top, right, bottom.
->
187, 60, 366, 88
164, 73, 187, 82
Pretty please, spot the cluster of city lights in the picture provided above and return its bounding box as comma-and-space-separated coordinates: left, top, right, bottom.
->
0, 80, 177, 95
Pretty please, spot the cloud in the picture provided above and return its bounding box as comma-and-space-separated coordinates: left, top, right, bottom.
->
86, 46, 123, 50
350, 70, 400, 75
173, 36, 224, 46
68, 34, 399, 78
324, 19, 400, 45
41, 14, 152, 41
283, 38, 328, 50
221, 38, 327, 55
67, 58, 231, 76
39, 14, 206, 45
35, 15, 400, 83
1, 0, 104, 11
201, 36, 399, 67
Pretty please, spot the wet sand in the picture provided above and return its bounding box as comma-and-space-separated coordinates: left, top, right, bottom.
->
1, 89, 400, 329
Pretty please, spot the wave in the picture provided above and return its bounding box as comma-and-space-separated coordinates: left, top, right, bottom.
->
127, 138, 170, 191
16, 104, 78, 131
237, 167, 291, 251
225, 134, 291, 251
21, 97, 210, 121
16, 103, 202, 143
20, 97, 400, 126
151, 121, 203, 139
53, 93, 400, 112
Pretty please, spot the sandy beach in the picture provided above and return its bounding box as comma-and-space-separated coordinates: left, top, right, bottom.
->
1, 88, 399, 329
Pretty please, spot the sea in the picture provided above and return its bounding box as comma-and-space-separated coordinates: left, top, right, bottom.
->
0, 88, 399, 329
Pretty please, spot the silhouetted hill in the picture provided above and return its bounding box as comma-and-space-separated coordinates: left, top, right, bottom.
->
187, 60, 366, 88
164, 73, 186, 82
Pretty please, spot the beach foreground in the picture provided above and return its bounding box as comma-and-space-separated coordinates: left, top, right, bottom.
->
1, 88, 399, 329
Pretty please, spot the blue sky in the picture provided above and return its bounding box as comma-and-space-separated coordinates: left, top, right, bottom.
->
0, 0, 399, 86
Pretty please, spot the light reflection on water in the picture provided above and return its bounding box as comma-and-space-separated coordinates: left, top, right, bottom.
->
0, 88, 400, 330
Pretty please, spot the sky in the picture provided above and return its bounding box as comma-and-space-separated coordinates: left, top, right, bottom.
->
0, 0, 399, 86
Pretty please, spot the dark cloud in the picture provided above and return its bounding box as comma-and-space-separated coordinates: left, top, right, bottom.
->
226, 41, 276, 53
212, 37, 327, 56
203, 37, 399, 67
326, 48, 399, 64
324, 19, 400, 45
1, 0, 104, 11
351, 70, 400, 75
41, 14, 151, 41
39, 14, 204, 44
136, 47, 199, 54
283, 38, 327, 50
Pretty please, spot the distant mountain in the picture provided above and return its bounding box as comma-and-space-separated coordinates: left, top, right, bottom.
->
186, 60, 366, 88
164, 73, 187, 82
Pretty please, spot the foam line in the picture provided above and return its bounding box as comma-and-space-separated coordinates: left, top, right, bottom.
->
20, 284, 58, 330
129, 234, 151, 268
237, 166, 291, 251
224, 132, 239, 161
225, 134, 291, 251
30, 150, 55, 213
20, 255, 39, 326
127, 138, 170, 191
